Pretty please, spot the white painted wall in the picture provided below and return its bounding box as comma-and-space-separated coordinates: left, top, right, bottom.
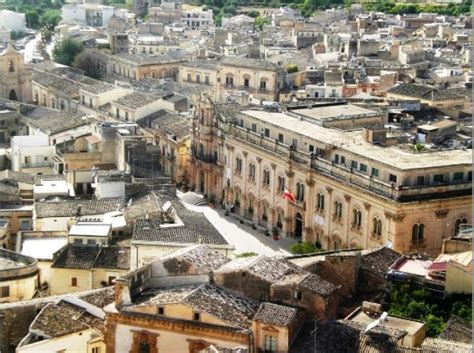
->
11, 135, 55, 172
17, 329, 92, 353
0, 10, 26, 32
96, 181, 125, 200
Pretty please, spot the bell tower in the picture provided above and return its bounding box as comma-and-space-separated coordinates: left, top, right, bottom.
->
0, 43, 32, 102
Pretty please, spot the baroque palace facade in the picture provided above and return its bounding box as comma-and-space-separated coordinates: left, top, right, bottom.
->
188, 97, 472, 255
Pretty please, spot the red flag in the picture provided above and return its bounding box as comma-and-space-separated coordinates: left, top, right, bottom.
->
283, 188, 296, 202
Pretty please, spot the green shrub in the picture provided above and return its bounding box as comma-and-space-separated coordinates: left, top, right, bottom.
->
290, 242, 319, 254
236, 252, 258, 258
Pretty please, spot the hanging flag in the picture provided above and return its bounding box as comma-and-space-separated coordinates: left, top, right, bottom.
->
283, 188, 296, 202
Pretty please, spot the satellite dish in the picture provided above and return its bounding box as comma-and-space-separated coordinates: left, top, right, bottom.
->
384, 240, 393, 249
363, 311, 388, 334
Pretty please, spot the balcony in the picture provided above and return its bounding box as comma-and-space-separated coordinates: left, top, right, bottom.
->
221, 123, 472, 202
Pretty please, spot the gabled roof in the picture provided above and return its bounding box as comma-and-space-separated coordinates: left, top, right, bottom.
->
360, 247, 401, 277
52, 244, 130, 270
29, 300, 104, 339
35, 198, 124, 218
253, 302, 298, 327
135, 284, 258, 330
160, 245, 230, 272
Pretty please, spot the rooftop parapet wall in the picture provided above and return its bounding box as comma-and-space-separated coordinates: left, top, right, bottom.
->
0, 248, 38, 281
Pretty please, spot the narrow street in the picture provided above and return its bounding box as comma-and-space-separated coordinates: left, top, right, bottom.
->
178, 192, 296, 256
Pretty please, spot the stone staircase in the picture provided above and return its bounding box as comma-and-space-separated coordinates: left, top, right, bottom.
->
180, 192, 208, 206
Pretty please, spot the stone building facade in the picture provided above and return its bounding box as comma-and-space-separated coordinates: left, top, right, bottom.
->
188, 99, 472, 255
0, 45, 31, 103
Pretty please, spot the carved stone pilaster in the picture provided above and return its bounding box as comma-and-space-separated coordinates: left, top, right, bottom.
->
242, 151, 248, 157
285, 170, 294, 178
343, 194, 351, 202
306, 178, 315, 187
384, 211, 406, 222
271, 163, 277, 170
363, 202, 371, 210
435, 209, 449, 219
256, 157, 262, 163
325, 186, 333, 194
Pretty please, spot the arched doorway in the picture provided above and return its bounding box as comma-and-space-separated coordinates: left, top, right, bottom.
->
9, 89, 18, 101
294, 212, 303, 238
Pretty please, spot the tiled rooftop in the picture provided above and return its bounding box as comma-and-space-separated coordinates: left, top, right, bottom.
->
35, 198, 125, 218
253, 302, 298, 327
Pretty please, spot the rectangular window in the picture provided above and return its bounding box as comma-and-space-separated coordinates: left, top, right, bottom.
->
278, 133, 284, 143
87, 239, 96, 245
433, 174, 444, 183
196, 74, 200, 83
74, 238, 82, 244
468, 171, 472, 181
371, 168, 379, 177
264, 128, 270, 138
158, 307, 164, 315
20, 220, 30, 230
89, 98, 92, 108
193, 312, 200, 321
359, 164, 367, 173
205, 76, 209, 84
334, 154, 339, 164
0, 286, 9, 298
251, 123, 257, 133
453, 172, 464, 181
351, 160, 358, 169
116, 108, 119, 118
264, 335, 276, 352
125, 112, 129, 121
389, 174, 397, 183
340, 156, 346, 165
244, 78, 249, 87
292, 138, 298, 148
92, 348, 100, 353
187, 73, 191, 81
293, 290, 302, 300
71, 277, 78, 287
416, 176, 424, 186
309, 144, 314, 152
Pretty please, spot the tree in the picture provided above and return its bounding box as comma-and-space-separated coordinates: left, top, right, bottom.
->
73, 51, 101, 79
255, 16, 270, 30
40, 9, 62, 28
53, 37, 83, 66
25, 10, 40, 29
287, 63, 299, 73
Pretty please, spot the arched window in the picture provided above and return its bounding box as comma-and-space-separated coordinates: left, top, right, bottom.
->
235, 157, 242, 173
296, 182, 304, 202
277, 176, 285, 192
334, 201, 342, 218
260, 78, 268, 91
352, 209, 362, 227
454, 217, 468, 236
317, 193, 325, 210
412, 223, 425, 245
263, 169, 270, 186
248, 195, 254, 214
248, 163, 256, 181
235, 190, 240, 207
225, 74, 234, 87
372, 218, 382, 238
8, 60, 14, 72
276, 211, 283, 229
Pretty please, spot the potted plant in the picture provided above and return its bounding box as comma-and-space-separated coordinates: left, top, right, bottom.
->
272, 227, 279, 240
